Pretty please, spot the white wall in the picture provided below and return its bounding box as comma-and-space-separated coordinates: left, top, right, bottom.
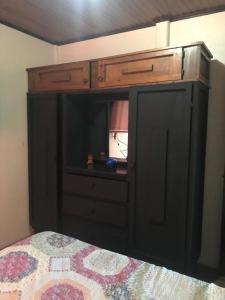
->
56, 26, 156, 63
56, 11, 225, 268
0, 25, 56, 249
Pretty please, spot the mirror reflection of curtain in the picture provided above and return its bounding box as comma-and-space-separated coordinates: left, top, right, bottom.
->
110, 101, 128, 131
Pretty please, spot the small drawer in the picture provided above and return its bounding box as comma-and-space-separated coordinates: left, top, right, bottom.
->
91, 48, 182, 88
63, 174, 127, 203
63, 195, 126, 227
62, 215, 127, 253
28, 61, 90, 92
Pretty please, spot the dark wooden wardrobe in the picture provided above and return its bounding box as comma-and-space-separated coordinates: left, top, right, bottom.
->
27, 42, 212, 274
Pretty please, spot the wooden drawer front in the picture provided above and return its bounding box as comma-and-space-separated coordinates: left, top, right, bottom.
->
28, 62, 90, 92
62, 216, 127, 253
63, 174, 127, 203
63, 195, 126, 227
92, 48, 182, 88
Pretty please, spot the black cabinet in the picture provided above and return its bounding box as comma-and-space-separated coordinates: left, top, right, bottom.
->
129, 82, 208, 272
27, 82, 208, 273
27, 93, 59, 231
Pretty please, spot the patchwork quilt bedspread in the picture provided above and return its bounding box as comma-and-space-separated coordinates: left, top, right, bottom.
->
0, 231, 224, 300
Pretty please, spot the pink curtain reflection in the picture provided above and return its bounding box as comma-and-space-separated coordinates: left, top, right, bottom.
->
110, 101, 128, 131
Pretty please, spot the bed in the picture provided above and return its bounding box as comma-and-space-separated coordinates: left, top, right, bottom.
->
0, 231, 224, 300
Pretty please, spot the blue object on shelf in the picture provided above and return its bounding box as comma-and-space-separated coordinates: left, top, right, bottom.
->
106, 158, 117, 169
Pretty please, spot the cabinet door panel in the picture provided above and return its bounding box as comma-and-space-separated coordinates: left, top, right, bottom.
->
92, 49, 182, 88
28, 62, 90, 92
129, 83, 192, 269
28, 94, 58, 231
143, 128, 168, 224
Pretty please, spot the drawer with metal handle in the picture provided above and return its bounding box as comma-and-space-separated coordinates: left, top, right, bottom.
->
28, 61, 90, 92
91, 48, 182, 88
63, 194, 127, 227
63, 174, 127, 203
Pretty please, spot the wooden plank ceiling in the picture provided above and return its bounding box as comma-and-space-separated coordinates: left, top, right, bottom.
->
0, 0, 225, 45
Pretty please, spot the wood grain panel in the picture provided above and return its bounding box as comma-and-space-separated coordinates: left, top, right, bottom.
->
0, 0, 225, 44
28, 43, 212, 91
92, 48, 182, 88
183, 45, 211, 85
27, 62, 90, 92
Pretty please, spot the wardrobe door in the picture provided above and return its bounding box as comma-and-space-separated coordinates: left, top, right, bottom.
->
129, 83, 192, 270
28, 93, 59, 231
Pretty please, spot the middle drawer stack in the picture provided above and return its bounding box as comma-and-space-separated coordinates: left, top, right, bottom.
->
62, 173, 128, 253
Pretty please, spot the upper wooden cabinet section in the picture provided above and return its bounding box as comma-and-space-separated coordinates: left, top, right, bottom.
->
92, 48, 183, 88
27, 42, 212, 92
92, 43, 212, 88
27, 61, 90, 92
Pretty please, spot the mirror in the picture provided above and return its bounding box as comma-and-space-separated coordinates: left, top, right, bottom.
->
109, 100, 128, 161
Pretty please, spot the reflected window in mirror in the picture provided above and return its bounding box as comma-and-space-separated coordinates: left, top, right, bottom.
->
109, 100, 128, 161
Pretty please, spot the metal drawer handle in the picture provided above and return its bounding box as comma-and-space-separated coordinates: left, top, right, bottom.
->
122, 65, 154, 75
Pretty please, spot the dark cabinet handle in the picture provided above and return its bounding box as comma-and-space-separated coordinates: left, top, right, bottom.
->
83, 78, 88, 84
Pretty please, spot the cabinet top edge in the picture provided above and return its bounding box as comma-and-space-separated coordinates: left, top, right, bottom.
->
26, 41, 212, 72
26, 80, 210, 97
